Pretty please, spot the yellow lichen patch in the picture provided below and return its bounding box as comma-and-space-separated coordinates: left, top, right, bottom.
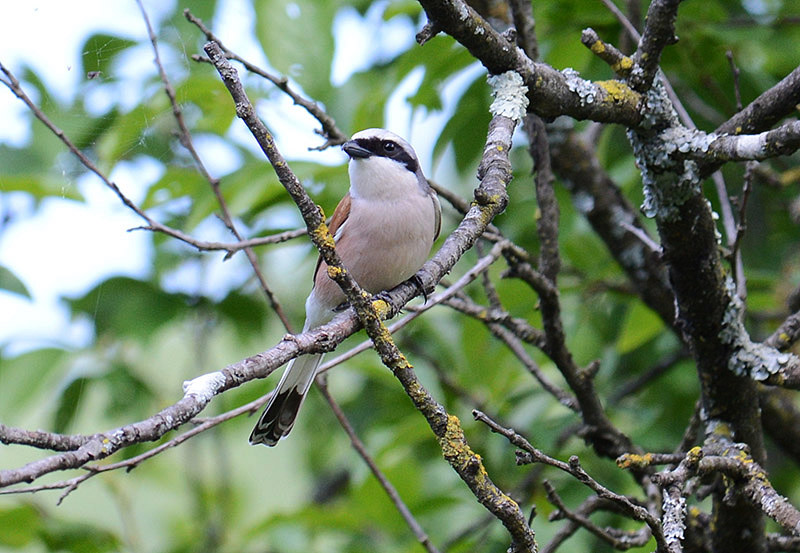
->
710, 421, 733, 438
370, 297, 392, 319
310, 221, 335, 250
597, 79, 639, 106
439, 414, 469, 460
326, 264, 345, 280
686, 446, 703, 464
616, 452, 654, 470
612, 56, 634, 73
589, 40, 605, 55
779, 167, 800, 185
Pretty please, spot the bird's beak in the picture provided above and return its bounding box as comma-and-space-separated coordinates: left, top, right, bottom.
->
342, 140, 371, 159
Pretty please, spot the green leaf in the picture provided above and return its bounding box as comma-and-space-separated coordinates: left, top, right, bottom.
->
81, 34, 138, 78
95, 94, 172, 166
53, 376, 91, 433
617, 302, 665, 353
142, 166, 209, 210
66, 277, 189, 340
254, 0, 341, 100
174, 75, 235, 135
103, 362, 154, 417
433, 74, 492, 172
217, 290, 269, 337
41, 518, 121, 553
0, 265, 31, 298
0, 505, 42, 547
383, 0, 421, 20
0, 348, 67, 418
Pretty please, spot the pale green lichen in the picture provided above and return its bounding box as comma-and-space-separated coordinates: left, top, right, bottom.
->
627, 79, 716, 221
719, 276, 795, 381
662, 491, 687, 545
487, 71, 529, 123
562, 67, 596, 105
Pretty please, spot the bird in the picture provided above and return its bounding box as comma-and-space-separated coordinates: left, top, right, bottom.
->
249, 128, 441, 446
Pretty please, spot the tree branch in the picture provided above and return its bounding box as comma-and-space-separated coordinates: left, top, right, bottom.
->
317, 377, 442, 553
415, 0, 644, 126
184, 9, 347, 149
716, 64, 800, 136
629, 0, 681, 92
474, 410, 668, 552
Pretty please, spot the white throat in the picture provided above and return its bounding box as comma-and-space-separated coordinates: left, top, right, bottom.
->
348, 157, 421, 202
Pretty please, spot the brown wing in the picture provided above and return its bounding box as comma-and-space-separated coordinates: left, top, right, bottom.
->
312, 192, 352, 284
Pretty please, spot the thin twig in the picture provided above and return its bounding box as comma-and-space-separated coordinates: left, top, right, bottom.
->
136, 0, 293, 331
473, 410, 668, 552
317, 241, 508, 374
726, 50, 743, 112
184, 9, 346, 149
599, 0, 642, 44
0, 396, 266, 501
316, 377, 443, 553
730, 161, 756, 298
543, 481, 653, 550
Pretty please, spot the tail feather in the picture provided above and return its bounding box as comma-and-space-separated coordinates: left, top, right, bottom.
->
249, 353, 324, 446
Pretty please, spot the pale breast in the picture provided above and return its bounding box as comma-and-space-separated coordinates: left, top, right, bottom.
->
310, 192, 437, 316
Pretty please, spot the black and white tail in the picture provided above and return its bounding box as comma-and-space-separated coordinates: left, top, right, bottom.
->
249, 353, 324, 446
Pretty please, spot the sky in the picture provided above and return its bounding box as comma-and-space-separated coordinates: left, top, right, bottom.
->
0, 0, 482, 354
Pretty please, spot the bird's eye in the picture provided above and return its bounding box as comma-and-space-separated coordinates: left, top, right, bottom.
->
382, 141, 396, 153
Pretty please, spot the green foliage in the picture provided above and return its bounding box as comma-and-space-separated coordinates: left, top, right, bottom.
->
81, 34, 138, 79
0, 505, 42, 548
1, 1, 799, 552
67, 277, 190, 340
254, 0, 340, 100
0, 266, 30, 299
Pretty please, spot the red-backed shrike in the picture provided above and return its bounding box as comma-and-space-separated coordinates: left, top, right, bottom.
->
249, 128, 441, 446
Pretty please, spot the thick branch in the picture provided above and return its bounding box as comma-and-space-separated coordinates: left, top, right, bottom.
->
548, 128, 674, 327
716, 64, 800, 136
705, 120, 800, 162
629, 0, 681, 92
416, 0, 643, 126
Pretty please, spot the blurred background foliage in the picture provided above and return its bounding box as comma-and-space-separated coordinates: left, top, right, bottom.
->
0, 0, 799, 552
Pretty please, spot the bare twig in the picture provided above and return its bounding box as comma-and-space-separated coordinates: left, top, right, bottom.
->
508, 0, 538, 60
629, 0, 681, 92
316, 377, 443, 553
716, 64, 800, 136
581, 28, 634, 77
0, 59, 302, 268
473, 410, 668, 552
766, 311, 800, 351
136, 0, 293, 331
730, 161, 756, 298
544, 481, 652, 550
317, 240, 509, 374
0, 395, 263, 502
599, 0, 642, 45
184, 9, 346, 149
726, 50, 743, 112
